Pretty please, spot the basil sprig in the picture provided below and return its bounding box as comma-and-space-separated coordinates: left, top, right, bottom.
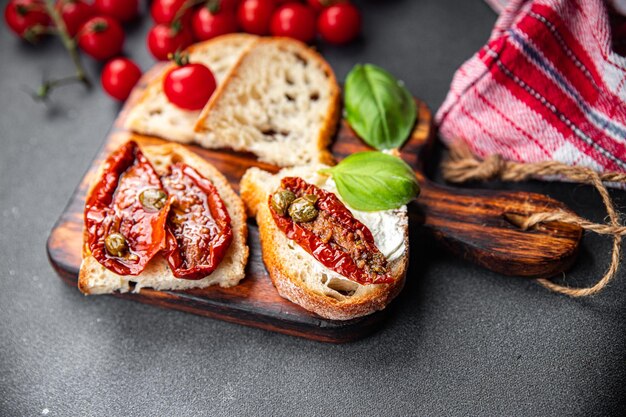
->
344, 64, 417, 150
321, 152, 420, 211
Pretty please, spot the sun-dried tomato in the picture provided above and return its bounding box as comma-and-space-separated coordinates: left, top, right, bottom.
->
85, 141, 169, 275
270, 177, 392, 285
162, 163, 233, 279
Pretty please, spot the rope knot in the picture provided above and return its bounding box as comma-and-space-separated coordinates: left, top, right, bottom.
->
442, 142, 626, 297
482, 154, 506, 179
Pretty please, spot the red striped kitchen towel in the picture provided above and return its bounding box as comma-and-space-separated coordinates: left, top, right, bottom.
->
436, 0, 626, 175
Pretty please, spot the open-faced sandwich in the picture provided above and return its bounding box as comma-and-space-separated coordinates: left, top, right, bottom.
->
79, 140, 248, 294
240, 165, 410, 320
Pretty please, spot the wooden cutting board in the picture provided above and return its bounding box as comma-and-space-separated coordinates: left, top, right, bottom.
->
47, 69, 582, 343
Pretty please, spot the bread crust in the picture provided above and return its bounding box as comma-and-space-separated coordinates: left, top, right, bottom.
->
257, 203, 408, 320
78, 139, 249, 294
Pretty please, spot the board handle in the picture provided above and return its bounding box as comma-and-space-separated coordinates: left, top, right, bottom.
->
333, 100, 582, 278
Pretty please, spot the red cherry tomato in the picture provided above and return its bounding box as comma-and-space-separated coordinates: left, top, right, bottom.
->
56, 0, 94, 37
192, 7, 238, 41
150, 0, 190, 25
94, 0, 138, 22
307, 0, 325, 12
270, 3, 316, 43
216, 0, 241, 12
147, 24, 194, 61
78, 16, 124, 60
307, 0, 345, 13
101, 57, 142, 101
317, 2, 360, 44
4, 0, 50, 39
237, 0, 275, 35
164, 63, 217, 110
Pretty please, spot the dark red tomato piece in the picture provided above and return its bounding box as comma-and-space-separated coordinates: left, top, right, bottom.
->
270, 177, 393, 285
77, 15, 124, 60
85, 141, 170, 276
56, 0, 94, 37
270, 3, 316, 43
4, 0, 50, 39
93, 0, 138, 22
162, 163, 233, 279
163, 62, 216, 110
237, 0, 275, 35
147, 23, 194, 61
317, 2, 360, 44
191, 6, 238, 41
150, 0, 191, 25
101, 57, 142, 101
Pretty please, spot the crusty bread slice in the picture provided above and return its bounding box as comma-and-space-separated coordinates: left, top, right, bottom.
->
124, 34, 258, 143
78, 141, 249, 295
240, 165, 409, 320
194, 37, 341, 167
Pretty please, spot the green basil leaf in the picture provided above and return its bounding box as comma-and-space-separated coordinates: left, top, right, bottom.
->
344, 64, 417, 150
322, 151, 420, 211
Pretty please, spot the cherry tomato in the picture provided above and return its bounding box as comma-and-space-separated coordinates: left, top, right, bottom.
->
78, 15, 124, 60
270, 3, 316, 42
317, 2, 360, 44
215, 0, 241, 12
164, 62, 216, 110
101, 58, 142, 101
307, 0, 346, 13
150, 0, 189, 25
4, 0, 50, 39
56, 0, 94, 37
237, 0, 275, 35
147, 23, 194, 61
94, 0, 138, 23
192, 7, 238, 41
307, 0, 325, 12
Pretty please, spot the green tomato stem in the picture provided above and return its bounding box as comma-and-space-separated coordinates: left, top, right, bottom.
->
33, 75, 87, 101
171, 0, 206, 29
42, 0, 92, 89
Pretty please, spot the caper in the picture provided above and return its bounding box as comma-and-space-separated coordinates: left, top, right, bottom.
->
139, 188, 167, 211
105, 233, 128, 257
288, 198, 319, 223
302, 194, 318, 204
270, 189, 296, 216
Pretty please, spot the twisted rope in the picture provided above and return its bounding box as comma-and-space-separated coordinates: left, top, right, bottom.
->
441, 142, 626, 297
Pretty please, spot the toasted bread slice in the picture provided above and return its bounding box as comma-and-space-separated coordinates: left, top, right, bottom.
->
240, 165, 409, 320
78, 141, 249, 295
124, 34, 258, 143
194, 37, 341, 167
